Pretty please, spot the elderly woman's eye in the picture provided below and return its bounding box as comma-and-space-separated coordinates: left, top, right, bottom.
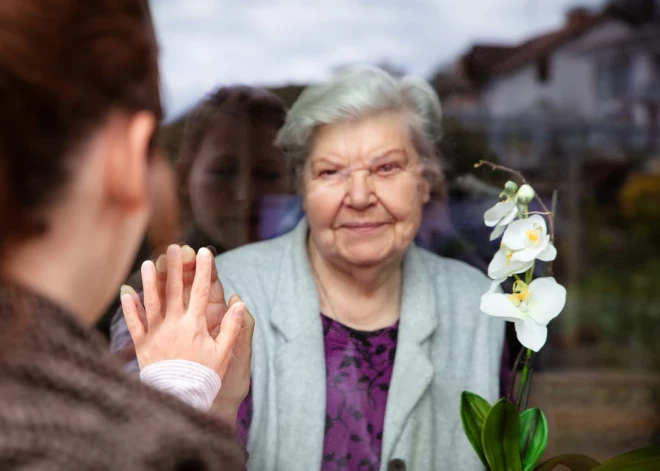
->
377, 162, 400, 174
319, 169, 338, 177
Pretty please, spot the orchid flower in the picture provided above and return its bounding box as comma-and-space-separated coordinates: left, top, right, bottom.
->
484, 199, 519, 241
480, 277, 566, 351
501, 214, 557, 263
488, 244, 534, 280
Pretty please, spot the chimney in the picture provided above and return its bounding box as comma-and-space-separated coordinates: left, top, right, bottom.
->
566, 7, 592, 29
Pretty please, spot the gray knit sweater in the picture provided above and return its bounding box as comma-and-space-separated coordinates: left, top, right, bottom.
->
0, 282, 245, 470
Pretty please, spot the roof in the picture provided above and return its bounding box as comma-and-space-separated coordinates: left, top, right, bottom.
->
459, 44, 520, 83
492, 13, 606, 75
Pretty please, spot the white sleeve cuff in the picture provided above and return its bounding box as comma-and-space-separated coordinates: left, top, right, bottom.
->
140, 360, 221, 412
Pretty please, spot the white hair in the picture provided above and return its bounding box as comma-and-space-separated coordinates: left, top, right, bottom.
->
275, 66, 443, 187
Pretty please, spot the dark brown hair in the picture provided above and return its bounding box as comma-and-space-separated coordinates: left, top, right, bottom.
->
0, 0, 162, 258
178, 85, 287, 165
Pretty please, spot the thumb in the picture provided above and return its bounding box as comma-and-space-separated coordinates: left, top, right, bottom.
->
228, 293, 241, 306
213, 302, 245, 376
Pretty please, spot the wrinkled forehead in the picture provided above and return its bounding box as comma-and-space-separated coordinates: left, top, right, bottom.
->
307, 111, 419, 167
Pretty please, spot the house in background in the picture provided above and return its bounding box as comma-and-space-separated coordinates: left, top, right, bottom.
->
448, 0, 660, 168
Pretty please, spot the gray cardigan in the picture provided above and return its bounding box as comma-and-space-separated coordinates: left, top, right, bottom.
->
216, 219, 505, 471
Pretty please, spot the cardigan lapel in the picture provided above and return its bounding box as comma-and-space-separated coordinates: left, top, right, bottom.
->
380, 246, 439, 464
270, 220, 327, 470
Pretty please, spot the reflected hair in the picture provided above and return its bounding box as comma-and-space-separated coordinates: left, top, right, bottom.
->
275, 66, 444, 188
178, 85, 287, 165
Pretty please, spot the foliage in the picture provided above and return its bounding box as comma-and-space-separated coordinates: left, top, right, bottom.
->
461, 393, 660, 470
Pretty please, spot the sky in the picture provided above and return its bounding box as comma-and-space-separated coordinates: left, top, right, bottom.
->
151, 0, 607, 119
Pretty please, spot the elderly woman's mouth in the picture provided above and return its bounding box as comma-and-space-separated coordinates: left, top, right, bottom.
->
339, 222, 390, 233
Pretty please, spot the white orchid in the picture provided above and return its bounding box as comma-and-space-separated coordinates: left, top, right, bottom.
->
488, 244, 534, 280
484, 199, 520, 241
502, 214, 557, 263
480, 277, 566, 351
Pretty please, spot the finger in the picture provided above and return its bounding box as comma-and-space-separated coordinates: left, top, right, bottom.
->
204, 251, 226, 334
121, 291, 144, 346
155, 254, 167, 305
188, 247, 213, 321
214, 302, 245, 377
181, 245, 196, 307
209, 250, 225, 304
242, 302, 256, 338
181, 245, 196, 286
237, 307, 255, 365
141, 261, 162, 327
228, 295, 253, 334
121, 284, 147, 330
207, 301, 228, 339
234, 296, 255, 352
165, 244, 184, 316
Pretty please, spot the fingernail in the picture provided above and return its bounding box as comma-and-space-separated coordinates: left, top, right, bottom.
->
198, 246, 211, 260
233, 302, 245, 318
156, 255, 167, 272
167, 244, 180, 257
181, 245, 195, 263
120, 285, 132, 298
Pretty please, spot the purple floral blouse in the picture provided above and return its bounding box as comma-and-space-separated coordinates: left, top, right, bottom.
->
237, 313, 399, 471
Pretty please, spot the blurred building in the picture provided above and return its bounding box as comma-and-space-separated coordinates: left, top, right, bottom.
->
441, 0, 660, 169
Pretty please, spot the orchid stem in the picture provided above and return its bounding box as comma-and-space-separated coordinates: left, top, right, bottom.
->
525, 264, 535, 284
508, 347, 526, 402
516, 349, 534, 411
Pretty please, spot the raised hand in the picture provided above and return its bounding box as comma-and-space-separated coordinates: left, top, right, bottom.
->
121, 245, 244, 380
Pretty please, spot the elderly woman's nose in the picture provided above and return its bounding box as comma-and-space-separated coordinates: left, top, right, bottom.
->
345, 171, 376, 209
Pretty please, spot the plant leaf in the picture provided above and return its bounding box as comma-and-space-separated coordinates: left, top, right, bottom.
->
533, 454, 600, 471
593, 446, 660, 471
460, 391, 491, 468
482, 398, 523, 471
520, 408, 549, 471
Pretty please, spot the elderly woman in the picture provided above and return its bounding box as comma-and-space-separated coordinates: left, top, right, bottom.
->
214, 68, 505, 470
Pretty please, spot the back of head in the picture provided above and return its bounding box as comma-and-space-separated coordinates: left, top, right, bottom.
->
0, 5, 246, 469
0, 0, 162, 262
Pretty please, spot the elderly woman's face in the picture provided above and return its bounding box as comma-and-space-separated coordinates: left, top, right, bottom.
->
303, 111, 430, 267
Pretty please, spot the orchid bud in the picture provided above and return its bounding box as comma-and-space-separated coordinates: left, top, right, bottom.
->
516, 184, 535, 205
503, 181, 519, 198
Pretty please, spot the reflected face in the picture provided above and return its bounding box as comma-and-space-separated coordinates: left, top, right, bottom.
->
187, 114, 289, 249
303, 111, 430, 268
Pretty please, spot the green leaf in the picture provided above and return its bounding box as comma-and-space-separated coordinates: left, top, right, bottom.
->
460, 391, 491, 468
482, 398, 523, 471
533, 454, 600, 471
519, 408, 549, 471
593, 446, 660, 471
